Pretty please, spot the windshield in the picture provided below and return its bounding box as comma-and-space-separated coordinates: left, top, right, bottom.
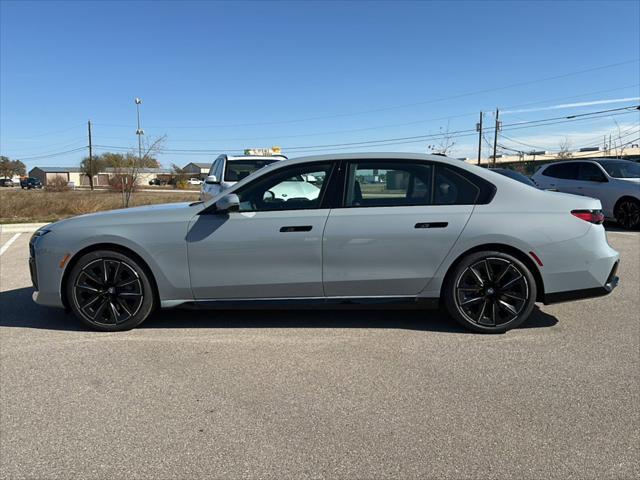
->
597, 160, 640, 178
224, 159, 278, 182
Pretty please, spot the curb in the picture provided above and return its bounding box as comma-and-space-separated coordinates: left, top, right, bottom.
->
0, 223, 50, 233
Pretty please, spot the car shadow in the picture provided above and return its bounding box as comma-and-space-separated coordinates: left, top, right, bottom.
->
604, 220, 640, 232
0, 287, 558, 333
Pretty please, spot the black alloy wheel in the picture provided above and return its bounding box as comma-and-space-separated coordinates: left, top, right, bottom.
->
615, 199, 640, 229
67, 250, 154, 331
444, 251, 537, 333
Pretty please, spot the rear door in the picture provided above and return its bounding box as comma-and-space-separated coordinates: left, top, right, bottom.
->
322, 160, 480, 297
538, 163, 580, 193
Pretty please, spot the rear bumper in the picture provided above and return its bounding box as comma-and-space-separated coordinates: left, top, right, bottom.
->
543, 261, 619, 305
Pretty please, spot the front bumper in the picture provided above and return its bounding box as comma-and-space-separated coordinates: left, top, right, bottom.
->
544, 261, 619, 304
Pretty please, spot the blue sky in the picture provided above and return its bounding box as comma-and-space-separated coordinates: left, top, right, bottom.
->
1, 0, 639, 170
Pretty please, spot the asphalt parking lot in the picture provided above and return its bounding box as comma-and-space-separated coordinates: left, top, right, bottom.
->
0, 230, 638, 479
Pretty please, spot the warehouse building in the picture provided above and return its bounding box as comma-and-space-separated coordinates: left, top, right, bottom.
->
182, 162, 210, 179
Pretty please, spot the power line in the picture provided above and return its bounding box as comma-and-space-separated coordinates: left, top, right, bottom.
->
91, 104, 639, 153
91, 59, 639, 130
1, 123, 85, 140
15, 146, 88, 161
16, 105, 639, 160
88, 87, 640, 146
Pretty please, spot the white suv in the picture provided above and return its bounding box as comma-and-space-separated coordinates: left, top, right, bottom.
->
532, 159, 640, 229
200, 154, 286, 201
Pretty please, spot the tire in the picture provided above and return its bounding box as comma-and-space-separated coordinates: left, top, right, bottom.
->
66, 250, 155, 331
614, 198, 640, 230
443, 251, 537, 333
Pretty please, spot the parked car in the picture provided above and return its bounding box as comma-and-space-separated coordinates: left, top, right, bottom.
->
188, 178, 203, 185
489, 168, 538, 188
200, 154, 287, 200
20, 177, 42, 189
532, 159, 640, 229
31, 153, 619, 333
0, 178, 16, 187
148, 178, 168, 186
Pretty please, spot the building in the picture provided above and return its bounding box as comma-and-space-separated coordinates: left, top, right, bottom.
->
182, 162, 211, 179
28, 166, 84, 186
103, 167, 173, 185
467, 145, 640, 167
28, 166, 173, 187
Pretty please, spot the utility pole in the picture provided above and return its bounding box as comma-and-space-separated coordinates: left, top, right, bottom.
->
87, 120, 94, 190
476, 111, 483, 166
135, 98, 144, 163
492, 108, 500, 166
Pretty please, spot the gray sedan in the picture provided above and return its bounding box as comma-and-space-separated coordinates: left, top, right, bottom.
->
30, 153, 620, 333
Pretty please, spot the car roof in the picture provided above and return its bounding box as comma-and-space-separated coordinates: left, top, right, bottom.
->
282, 152, 469, 166
225, 155, 287, 161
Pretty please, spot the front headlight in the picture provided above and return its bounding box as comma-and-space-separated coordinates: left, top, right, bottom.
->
30, 228, 51, 246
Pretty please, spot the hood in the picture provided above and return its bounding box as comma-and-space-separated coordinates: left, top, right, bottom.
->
48, 202, 197, 230
614, 177, 640, 184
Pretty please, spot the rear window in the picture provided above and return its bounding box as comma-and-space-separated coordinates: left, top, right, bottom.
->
434, 165, 480, 205
224, 159, 277, 182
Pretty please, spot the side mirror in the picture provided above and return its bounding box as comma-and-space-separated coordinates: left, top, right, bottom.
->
214, 194, 240, 213
205, 174, 219, 185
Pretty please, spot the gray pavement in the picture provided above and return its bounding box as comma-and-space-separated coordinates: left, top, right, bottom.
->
0, 231, 638, 479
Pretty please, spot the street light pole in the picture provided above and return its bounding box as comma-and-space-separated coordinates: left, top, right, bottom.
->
135, 97, 144, 163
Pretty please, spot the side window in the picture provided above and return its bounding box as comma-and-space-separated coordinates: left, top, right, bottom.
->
344, 162, 433, 207
543, 163, 578, 180
578, 163, 607, 182
236, 163, 333, 212
433, 165, 480, 205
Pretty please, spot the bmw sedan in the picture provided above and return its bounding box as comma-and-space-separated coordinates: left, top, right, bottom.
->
30, 153, 620, 333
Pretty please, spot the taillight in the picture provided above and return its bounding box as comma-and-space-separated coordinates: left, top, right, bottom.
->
571, 209, 605, 224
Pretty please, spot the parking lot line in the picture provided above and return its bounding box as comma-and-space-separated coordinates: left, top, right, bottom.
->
0, 233, 21, 256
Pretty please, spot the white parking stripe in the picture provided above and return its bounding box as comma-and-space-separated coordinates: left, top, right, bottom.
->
0, 233, 21, 256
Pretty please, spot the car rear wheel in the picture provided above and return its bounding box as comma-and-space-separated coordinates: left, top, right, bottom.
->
444, 251, 537, 333
614, 198, 640, 229
66, 250, 155, 331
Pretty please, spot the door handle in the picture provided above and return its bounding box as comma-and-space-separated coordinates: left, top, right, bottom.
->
415, 222, 448, 229
280, 225, 313, 232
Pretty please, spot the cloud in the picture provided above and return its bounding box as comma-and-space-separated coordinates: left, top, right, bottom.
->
502, 97, 640, 114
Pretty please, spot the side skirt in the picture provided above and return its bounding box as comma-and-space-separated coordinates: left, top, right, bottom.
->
175, 296, 440, 310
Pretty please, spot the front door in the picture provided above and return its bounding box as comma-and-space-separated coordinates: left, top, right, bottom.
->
187, 162, 335, 300
323, 161, 476, 297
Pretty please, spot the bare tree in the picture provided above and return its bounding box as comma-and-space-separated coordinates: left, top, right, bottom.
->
112, 136, 166, 208
170, 163, 188, 189
612, 120, 627, 158
427, 123, 456, 156
557, 137, 572, 159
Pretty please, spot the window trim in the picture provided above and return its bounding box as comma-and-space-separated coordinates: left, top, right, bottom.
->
336, 159, 495, 209
232, 161, 339, 213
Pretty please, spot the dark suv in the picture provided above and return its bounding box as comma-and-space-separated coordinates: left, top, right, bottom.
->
20, 177, 43, 189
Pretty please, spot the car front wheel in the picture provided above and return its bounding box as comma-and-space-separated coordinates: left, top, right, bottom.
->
66, 250, 155, 331
444, 251, 537, 333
